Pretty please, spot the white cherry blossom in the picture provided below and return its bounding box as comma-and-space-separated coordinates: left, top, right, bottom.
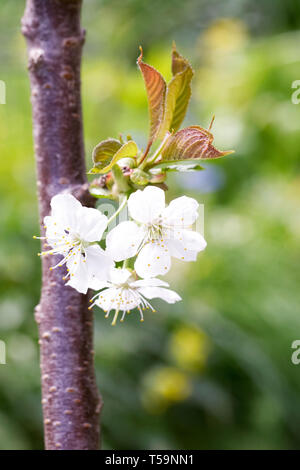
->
34, 194, 113, 294
89, 268, 181, 325
106, 186, 207, 278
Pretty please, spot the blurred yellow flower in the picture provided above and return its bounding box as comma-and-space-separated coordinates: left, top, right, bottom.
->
168, 326, 211, 372
202, 18, 248, 54
141, 366, 191, 413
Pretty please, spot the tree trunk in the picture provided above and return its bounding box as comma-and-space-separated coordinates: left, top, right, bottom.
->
22, 0, 101, 450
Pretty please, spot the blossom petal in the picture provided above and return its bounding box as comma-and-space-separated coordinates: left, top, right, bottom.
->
77, 207, 108, 242
166, 229, 207, 261
162, 195, 199, 227
94, 287, 119, 311
44, 216, 68, 252
50, 194, 82, 230
128, 186, 165, 224
134, 242, 171, 278
88, 279, 110, 291
95, 287, 140, 311
66, 249, 89, 294
84, 244, 113, 281
109, 267, 133, 285
130, 278, 169, 288
106, 221, 145, 262
138, 286, 181, 304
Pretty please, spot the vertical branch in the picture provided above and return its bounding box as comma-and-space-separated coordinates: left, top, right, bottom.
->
22, 0, 101, 450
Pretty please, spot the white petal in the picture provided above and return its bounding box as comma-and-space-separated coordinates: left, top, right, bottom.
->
66, 250, 89, 294
77, 207, 108, 242
88, 279, 111, 291
130, 278, 169, 288
108, 267, 133, 285
95, 287, 140, 311
166, 229, 207, 261
50, 194, 82, 230
179, 229, 207, 251
166, 240, 198, 261
138, 286, 181, 304
128, 186, 165, 224
84, 244, 113, 281
106, 221, 145, 262
134, 242, 171, 278
44, 216, 68, 252
94, 287, 118, 311
162, 196, 199, 227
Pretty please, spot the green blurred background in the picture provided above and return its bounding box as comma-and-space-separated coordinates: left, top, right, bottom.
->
0, 0, 300, 450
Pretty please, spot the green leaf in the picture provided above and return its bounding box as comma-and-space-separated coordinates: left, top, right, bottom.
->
91, 139, 138, 174
150, 161, 204, 173
161, 125, 234, 161
137, 47, 166, 144
158, 45, 194, 139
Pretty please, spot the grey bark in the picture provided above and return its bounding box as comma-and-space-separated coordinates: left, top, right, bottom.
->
22, 0, 101, 450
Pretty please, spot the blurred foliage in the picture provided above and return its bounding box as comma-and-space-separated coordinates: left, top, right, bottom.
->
0, 0, 300, 450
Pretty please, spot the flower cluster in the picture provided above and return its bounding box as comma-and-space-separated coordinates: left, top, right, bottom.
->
34, 186, 206, 325
34, 46, 232, 325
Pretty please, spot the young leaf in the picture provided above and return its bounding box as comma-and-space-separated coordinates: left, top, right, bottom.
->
91, 139, 138, 174
158, 45, 194, 139
137, 47, 166, 144
172, 42, 190, 75
91, 138, 121, 172
161, 126, 234, 161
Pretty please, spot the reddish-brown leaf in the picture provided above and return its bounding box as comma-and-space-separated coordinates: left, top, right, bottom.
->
137, 47, 166, 144
161, 125, 234, 161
